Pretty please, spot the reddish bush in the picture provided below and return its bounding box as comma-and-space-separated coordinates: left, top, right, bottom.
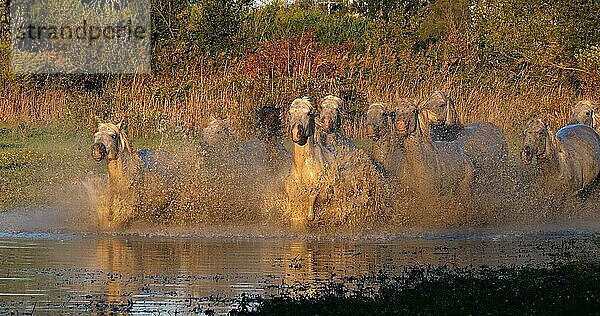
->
243, 32, 353, 80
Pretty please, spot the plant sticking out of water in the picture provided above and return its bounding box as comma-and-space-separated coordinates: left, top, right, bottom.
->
230, 259, 600, 315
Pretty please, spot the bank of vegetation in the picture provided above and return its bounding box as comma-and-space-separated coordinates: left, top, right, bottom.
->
231, 258, 600, 315
0, 0, 598, 138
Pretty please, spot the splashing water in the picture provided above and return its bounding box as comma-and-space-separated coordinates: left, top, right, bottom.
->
78, 129, 600, 233
0, 120, 597, 234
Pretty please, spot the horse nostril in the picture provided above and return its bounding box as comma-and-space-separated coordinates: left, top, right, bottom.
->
396, 120, 407, 133
366, 125, 373, 133
323, 117, 331, 129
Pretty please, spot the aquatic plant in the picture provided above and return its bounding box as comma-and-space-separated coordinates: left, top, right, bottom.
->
231, 260, 600, 315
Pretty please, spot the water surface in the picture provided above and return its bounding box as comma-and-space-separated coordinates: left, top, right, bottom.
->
0, 229, 597, 314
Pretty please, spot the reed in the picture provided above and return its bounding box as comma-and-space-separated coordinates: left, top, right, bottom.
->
0, 34, 583, 140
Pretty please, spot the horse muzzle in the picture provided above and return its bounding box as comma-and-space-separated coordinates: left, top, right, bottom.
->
366, 125, 380, 141
520, 147, 533, 165
291, 124, 308, 146
396, 119, 409, 136
91, 143, 107, 162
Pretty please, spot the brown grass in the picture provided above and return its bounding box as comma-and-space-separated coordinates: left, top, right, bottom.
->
0, 34, 585, 139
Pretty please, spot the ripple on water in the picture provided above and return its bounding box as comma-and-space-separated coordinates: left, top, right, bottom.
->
0, 229, 597, 314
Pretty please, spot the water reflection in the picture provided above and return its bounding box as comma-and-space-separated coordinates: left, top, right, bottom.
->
0, 232, 596, 314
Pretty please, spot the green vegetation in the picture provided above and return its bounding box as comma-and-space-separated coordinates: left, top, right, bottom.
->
231, 260, 600, 315
0, 1, 598, 137
0, 124, 166, 208
0, 125, 87, 207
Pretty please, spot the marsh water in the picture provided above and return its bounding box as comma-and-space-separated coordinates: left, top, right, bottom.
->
0, 224, 597, 314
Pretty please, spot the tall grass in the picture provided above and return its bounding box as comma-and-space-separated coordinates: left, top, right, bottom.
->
0, 32, 584, 140
0, 86, 66, 123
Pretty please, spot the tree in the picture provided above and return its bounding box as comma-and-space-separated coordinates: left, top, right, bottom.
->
185, 0, 253, 56
473, 0, 600, 78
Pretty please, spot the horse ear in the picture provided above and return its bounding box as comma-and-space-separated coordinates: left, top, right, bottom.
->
445, 96, 459, 126
116, 120, 127, 131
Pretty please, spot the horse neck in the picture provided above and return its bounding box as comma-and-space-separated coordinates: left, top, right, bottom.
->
416, 112, 433, 144
107, 157, 128, 187
107, 132, 138, 187
537, 133, 560, 177
323, 132, 338, 146
373, 126, 400, 166
292, 134, 326, 174
399, 113, 433, 163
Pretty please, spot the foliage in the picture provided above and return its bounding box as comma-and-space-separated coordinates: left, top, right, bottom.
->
0, 0, 598, 136
243, 3, 368, 46
473, 0, 600, 86
242, 32, 353, 80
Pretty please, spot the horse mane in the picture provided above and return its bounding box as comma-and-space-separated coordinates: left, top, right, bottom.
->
444, 95, 461, 127
416, 109, 432, 141
538, 121, 557, 161
118, 129, 134, 155
291, 97, 315, 113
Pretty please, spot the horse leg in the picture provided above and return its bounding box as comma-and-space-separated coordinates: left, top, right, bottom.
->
308, 191, 319, 222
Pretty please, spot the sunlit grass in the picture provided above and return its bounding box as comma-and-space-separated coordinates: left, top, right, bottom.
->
0, 124, 98, 208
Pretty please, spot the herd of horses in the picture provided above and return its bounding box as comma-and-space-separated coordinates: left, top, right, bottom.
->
90, 91, 600, 229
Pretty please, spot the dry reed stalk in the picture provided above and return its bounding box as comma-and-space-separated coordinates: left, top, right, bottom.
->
0, 67, 585, 142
